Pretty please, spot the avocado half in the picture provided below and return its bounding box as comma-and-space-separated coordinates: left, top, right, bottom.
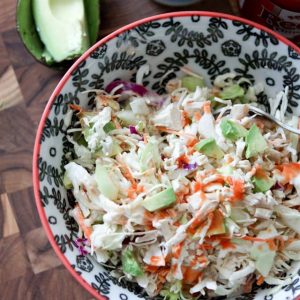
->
16, 0, 100, 68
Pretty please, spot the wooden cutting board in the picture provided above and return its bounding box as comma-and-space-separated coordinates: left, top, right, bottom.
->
0, 0, 233, 299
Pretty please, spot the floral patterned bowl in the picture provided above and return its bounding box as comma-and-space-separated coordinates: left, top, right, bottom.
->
33, 11, 300, 300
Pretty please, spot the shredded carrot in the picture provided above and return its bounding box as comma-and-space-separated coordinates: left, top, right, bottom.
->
69, 104, 82, 111
256, 275, 265, 286
117, 157, 137, 188
182, 267, 203, 285
226, 177, 245, 201
190, 255, 207, 267
199, 243, 214, 251
172, 242, 184, 259
127, 184, 144, 200
207, 209, 224, 236
73, 204, 92, 240
150, 255, 165, 266
194, 174, 225, 193
181, 111, 191, 127
144, 265, 159, 272
187, 137, 198, 148
279, 162, 300, 183
225, 155, 234, 164
111, 116, 121, 129
254, 167, 269, 180
156, 126, 195, 138
188, 211, 213, 234
176, 154, 190, 168
241, 236, 277, 251
219, 239, 236, 249
127, 186, 136, 199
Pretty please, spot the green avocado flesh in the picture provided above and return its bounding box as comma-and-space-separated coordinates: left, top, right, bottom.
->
122, 249, 143, 277
245, 124, 267, 159
17, 0, 100, 66
181, 76, 205, 92
195, 138, 224, 159
143, 187, 176, 212
220, 119, 248, 141
252, 175, 275, 193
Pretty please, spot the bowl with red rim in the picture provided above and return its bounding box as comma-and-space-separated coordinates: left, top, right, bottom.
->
33, 11, 300, 300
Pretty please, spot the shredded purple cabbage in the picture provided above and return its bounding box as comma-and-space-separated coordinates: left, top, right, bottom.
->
183, 162, 198, 171
272, 182, 285, 190
129, 125, 138, 134
105, 80, 148, 96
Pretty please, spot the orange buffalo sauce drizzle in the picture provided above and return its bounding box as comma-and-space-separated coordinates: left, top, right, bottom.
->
225, 176, 245, 201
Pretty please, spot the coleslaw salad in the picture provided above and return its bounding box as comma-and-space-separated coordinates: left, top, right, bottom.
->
63, 68, 300, 299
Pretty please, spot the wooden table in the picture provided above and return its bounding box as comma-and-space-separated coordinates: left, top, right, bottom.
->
0, 1, 234, 299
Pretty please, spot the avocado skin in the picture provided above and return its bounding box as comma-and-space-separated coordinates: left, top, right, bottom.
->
16, 0, 100, 68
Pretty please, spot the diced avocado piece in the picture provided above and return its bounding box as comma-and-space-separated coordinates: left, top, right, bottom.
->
143, 187, 176, 212
207, 210, 226, 237
252, 175, 275, 193
250, 242, 275, 277
182, 76, 205, 92
63, 173, 73, 189
33, 0, 90, 62
220, 119, 248, 141
220, 84, 244, 99
245, 124, 267, 159
217, 165, 233, 176
122, 249, 143, 277
103, 121, 116, 133
95, 163, 119, 201
195, 138, 224, 159
116, 110, 138, 126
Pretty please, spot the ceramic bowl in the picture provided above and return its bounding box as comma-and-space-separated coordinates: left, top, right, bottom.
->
33, 11, 300, 300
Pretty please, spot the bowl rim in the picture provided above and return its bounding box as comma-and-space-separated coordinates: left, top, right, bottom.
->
32, 10, 300, 300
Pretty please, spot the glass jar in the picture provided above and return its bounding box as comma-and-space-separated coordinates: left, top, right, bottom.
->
153, 0, 202, 6
238, 0, 300, 46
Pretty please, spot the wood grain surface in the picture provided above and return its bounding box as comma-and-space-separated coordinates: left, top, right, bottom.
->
0, 0, 234, 299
